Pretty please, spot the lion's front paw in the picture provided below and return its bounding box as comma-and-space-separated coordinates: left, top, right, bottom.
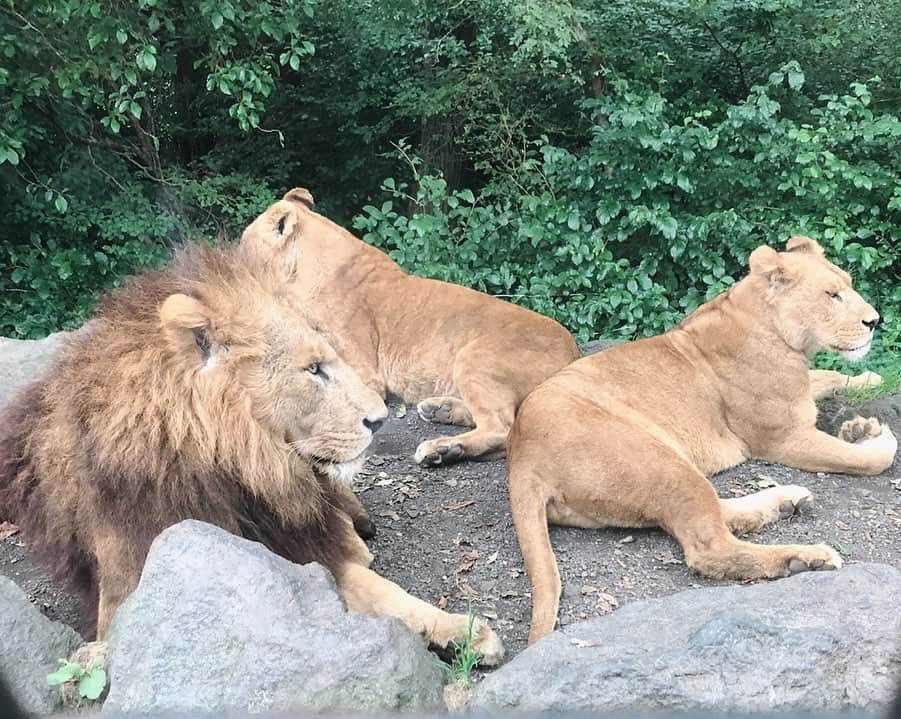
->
468, 617, 505, 666
850, 371, 883, 389
839, 416, 882, 443
786, 544, 843, 575
414, 438, 465, 466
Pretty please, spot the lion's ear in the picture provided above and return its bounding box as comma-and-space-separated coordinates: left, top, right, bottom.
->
749, 245, 797, 289
786, 235, 825, 255
160, 293, 215, 360
282, 187, 315, 210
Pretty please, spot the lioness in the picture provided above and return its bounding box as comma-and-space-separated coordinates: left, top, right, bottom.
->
240, 189, 581, 468
509, 236, 897, 643
0, 243, 503, 663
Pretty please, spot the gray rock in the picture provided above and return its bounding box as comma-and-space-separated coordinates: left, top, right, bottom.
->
0, 332, 68, 408
0, 576, 82, 715
472, 563, 901, 714
103, 520, 444, 715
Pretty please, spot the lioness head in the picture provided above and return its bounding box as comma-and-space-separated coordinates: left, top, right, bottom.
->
157, 246, 387, 483
748, 236, 880, 359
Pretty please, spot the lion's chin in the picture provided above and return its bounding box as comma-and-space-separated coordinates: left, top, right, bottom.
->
836, 340, 872, 361
316, 454, 367, 487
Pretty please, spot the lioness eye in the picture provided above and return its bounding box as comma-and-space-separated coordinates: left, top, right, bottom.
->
827, 291, 842, 301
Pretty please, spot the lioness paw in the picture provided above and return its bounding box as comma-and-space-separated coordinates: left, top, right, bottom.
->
839, 416, 882, 443
414, 439, 465, 466
776, 485, 814, 519
850, 371, 882, 389
786, 544, 842, 575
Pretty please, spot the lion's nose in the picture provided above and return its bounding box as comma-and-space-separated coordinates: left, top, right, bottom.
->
862, 315, 880, 331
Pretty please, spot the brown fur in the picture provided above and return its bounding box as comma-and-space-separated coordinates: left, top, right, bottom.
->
0, 243, 504, 663
508, 236, 896, 643
240, 189, 581, 469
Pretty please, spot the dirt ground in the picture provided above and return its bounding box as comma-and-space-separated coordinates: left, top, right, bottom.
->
1, 390, 898, 665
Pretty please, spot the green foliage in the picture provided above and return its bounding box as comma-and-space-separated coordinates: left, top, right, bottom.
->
1, 172, 275, 338
439, 600, 482, 689
46, 657, 107, 701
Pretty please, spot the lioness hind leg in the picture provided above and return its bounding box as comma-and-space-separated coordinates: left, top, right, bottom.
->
417, 396, 474, 426
684, 536, 842, 579
720, 485, 813, 535
333, 562, 504, 666
414, 377, 515, 466
659, 467, 840, 580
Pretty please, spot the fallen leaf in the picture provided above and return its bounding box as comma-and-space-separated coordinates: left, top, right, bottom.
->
437, 594, 448, 609
570, 638, 602, 648
619, 535, 635, 544
375, 477, 394, 487
485, 551, 499, 565
595, 592, 619, 614
0, 522, 19, 540
395, 405, 407, 418
443, 499, 477, 511
455, 549, 480, 573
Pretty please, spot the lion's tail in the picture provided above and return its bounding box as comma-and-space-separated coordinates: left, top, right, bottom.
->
507, 459, 561, 645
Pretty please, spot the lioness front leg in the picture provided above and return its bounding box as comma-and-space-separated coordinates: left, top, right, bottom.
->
765, 421, 896, 475
333, 562, 504, 666
808, 369, 882, 400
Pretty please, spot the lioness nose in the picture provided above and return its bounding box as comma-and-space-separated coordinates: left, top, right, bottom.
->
863, 315, 880, 331
363, 416, 385, 434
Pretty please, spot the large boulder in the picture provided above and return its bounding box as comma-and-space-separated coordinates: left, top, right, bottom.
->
0, 333, 67, 408
0, 576, 82, 715
103, 520, 444, 715
472, 563, 901, 714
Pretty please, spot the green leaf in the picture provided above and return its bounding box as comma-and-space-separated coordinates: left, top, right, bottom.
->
54, 195, 68, 213
79, 668, 107, 700
47, 662, 83, 686
787, 70, 804, 90
289, 54, 300, 71
211, 12, 224, 29
116, 29, 127, 44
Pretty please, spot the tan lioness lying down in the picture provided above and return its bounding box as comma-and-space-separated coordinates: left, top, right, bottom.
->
241, 189, 581, 468
508, 236, 897, 644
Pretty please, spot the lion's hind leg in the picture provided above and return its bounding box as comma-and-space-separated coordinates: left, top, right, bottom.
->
720, 485, 813, 535
333, 562, 504, 666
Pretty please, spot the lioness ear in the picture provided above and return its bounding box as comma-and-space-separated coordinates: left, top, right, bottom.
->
748, 246, 781, 275
282, 187, 315, 210
159, 293, 214, 360
749, 245, 798, 289
786, 235, 825, 255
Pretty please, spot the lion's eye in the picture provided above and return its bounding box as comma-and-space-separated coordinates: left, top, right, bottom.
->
306, 362, 329, 381
827, 291, 842, 301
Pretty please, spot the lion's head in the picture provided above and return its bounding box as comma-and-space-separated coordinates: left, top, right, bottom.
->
748, 235, 880, 359
65, 243, 388, 526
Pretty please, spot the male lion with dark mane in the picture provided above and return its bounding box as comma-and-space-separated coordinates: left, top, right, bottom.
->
0, 243, 503, 663
240, 188, 581, 469
509, 236, 896, 644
